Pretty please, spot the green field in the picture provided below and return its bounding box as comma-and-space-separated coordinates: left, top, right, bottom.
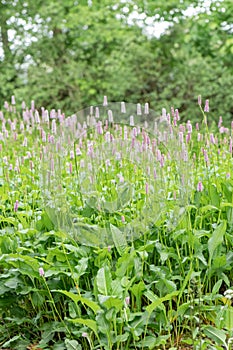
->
0, 99, 233, 350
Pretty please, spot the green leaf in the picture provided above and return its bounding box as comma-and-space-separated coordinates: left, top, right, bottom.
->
110, 224, 127, 256
144, 289, 158, 303
4, 277, 20, 289
65, 339, 81, 350
212, 255, 226, 269
68, 318, 98, 337
2, 335, 22, 348
176, 302, 191, 317
131, 281, 146, 298
73, 222, 108, 246
146, 291, 179, 315
53, 342, 66, 350
227, 207, 233, 223
99, 295, 123, 311
2, 253, 40, 278
96, 266, 112, 295
208, 221, 226, 263
42, 211, 54, 231
202, 325, 227, 347
111, 279, 123, 297
224, 307, 233, 331
209, 184, 220, 208
0, 215, 17, 226
211, 279, 223, 296
74, 257, 89, 277
199, 204, 219, 213
53, 290, 100, 313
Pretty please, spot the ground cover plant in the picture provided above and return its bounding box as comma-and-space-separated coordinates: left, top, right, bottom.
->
0, 96, 233, 350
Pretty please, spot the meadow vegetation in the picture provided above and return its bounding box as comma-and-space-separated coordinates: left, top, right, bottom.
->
0, 97, 233, 349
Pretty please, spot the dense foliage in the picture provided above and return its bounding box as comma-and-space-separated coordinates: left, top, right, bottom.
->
0, 0, 233, 120
0, 97, 233, 349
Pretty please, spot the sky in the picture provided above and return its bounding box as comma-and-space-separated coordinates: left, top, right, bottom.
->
128, 0, 222, 38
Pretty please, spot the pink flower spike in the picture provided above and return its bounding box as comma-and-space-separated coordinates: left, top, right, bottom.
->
11, 95, 16, 105
121, 101, 126, 113
31, 100, 35, 111
204, 99, 209, 112
4, 101, 9, 109
162, 108, 166, 118
144, 102, 149, 114
125, 296, 130, 305
39, 267, 45, 276
198, 95, 202, 106
103, 95, 108, 106
121, 215, 125, 223
186, 133, 191, 143
14, 200, 19, 212
137, 103, 142, 115
175, 109, 180, 121
218, 116, 223, 128
197, 181, 204, 192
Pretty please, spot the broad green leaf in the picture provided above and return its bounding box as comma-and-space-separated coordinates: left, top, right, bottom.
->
202, 325, 227, 347
144, 290, 158, 303
212, 255, 226, 269
199, 204, 219, 213
68, 318, 98, 337
3, 253, 40, 278
4, 277, 20, 289
131, 280, 146, 295
111, 279, 123, 297
74, 257, 89, 277
42, 211, 54, 231
2, 335, 22, 348
211, 279, 223, 296
99, 295, 123, 311
96, 311, 111, 333
115, 251, 135, 278
115, 333, 129, 342
176, 302, 191, 317
220, 202, 233, 209
209, 184, 220, 208
224, 307, 233, 331
110, 224, 127, 256
65, 339, 81, 350
32, 291, 45, 307
208, 221, 226, 263
146, 291, 179, 315
53, 290, 100, 313
96, 266, 112, 295
0, 215, 17, 226
53, 342, 66, 350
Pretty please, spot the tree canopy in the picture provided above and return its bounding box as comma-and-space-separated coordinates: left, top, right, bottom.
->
0, 0, 233, 121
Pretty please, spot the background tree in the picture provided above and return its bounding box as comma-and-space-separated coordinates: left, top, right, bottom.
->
0, 0, 232, 121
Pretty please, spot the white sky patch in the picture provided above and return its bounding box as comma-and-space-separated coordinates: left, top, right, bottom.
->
127, 0, 225, 37
127, 10, 171, 38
